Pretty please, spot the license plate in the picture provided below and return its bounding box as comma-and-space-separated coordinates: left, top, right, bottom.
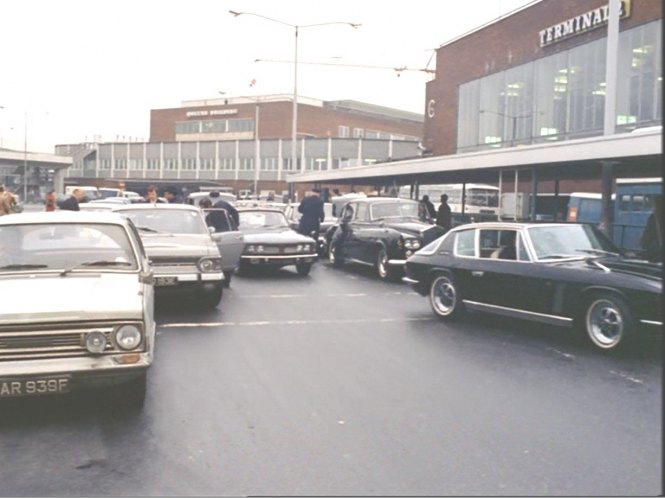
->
155, 276, 178, 286
0, 376, 71, 398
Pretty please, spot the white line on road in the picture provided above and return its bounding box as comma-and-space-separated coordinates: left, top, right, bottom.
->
158, 316, 434, 329
237, 291, 417, 298
609, 370, 645, 385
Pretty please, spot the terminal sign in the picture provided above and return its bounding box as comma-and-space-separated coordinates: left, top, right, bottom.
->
186, 109, 239, 118
539, 0, 631, 47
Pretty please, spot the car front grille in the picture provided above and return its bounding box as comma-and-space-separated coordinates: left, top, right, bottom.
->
0, 322, 139, 361
150, 256, 199, 273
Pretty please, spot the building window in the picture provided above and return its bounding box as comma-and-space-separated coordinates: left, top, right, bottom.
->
176, 121, 200, 134
365, 130, 380, 139
353, 128, 364, 138
129, 159, 143, 171
338, 125, 350, 138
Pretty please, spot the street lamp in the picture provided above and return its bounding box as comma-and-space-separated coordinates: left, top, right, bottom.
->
479, 109, 533, 147
229, 10, 360, 198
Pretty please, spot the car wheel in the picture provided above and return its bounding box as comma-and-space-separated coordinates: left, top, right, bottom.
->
429, 272, 463, 319
200, 283, 223, 309
111, 372, 146, 412
583, 293, 633, 351
329, 243, 344, 268
296, 262, 312, 276
375, 247, 396, 281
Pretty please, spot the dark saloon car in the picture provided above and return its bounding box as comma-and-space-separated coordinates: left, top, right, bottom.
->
326, 197, 446, 281
237, 208, 318, 276
404, 222, 662, 352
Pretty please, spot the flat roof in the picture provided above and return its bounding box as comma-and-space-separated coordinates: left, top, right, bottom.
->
286, 129, 662, 186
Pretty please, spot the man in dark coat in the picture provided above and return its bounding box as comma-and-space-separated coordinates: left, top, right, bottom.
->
207, 191, 239, 231
436, 194, 452, 231
59, 188, 85, 211
298, 189, 325, 238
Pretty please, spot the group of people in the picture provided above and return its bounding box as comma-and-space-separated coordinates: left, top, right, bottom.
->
419, 194, 452, 231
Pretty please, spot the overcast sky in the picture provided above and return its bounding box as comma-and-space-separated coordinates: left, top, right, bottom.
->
1, 0, 535, 152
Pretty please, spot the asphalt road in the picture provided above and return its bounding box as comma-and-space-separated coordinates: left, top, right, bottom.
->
0, 261, 662, 496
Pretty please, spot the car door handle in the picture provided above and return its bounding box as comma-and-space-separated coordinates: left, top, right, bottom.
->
471, 271, 484, 277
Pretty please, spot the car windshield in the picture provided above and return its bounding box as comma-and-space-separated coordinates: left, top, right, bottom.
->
0, 223, 139, 272
118, 209, 209, 235
239, 211, 289, 229
370, 201, 419, 220
527, 224, 621, 260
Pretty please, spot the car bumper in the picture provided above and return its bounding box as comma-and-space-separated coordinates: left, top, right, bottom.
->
242, 254, 317, 266
0, 353, 151, 398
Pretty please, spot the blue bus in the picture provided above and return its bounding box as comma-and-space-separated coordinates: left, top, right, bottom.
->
566, 178, 662, 252
613, 178, 662, 251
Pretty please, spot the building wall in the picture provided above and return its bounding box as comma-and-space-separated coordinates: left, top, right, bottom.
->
424, 0, 662, 155
150, 100, 423, 143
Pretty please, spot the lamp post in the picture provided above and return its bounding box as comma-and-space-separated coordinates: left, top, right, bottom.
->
479, 109, 533, 147
229, 10, 360, 199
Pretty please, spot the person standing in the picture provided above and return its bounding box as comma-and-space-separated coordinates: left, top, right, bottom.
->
419, 194, 436, 223
145, 185, 165, 204
436, 193, 452, 231
44, 190, 57, 211
298, 188, 325, 239
163, 186, 182, 203
0, 185, 15, 216
59, 188, 84, 211
208, 191, 239, 231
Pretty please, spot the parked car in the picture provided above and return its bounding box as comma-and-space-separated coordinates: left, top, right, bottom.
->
0, 211, 155, 408
325, 197, 447, 281
237, 207, 318, 276
404, 222, 662, 352
283, 201, 336, 256
79, 201, 127, 212
112, 204, 225, 308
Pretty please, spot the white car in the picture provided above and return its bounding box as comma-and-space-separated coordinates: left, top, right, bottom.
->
0, 211, 155, 409
112, 203, 231, 306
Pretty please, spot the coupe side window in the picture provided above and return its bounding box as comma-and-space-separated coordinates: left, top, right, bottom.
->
355, 203, 368, 221
455, 229, 476, 257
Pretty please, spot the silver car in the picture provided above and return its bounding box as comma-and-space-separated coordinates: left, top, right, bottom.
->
112, 203, 226, 308
0, 211, 155, 409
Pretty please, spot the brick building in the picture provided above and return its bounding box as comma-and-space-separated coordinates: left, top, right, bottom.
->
423, 0, 661, 157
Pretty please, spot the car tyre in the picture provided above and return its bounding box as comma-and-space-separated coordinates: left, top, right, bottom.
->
429, 272, 464, 319
200, 283, 223, 309
329, 243, 344, 268
296, 262, 312, 276
582, 292, 634, 351
111, 372, 146, 412
375, 247, 397, 281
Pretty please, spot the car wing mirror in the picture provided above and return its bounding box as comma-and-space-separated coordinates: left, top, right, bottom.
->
208, 226, 216, 234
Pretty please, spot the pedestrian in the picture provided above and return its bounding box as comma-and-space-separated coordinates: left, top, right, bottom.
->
163, 186, 182, 203
436, 193, 452, 231
59, 188, 85, 211
0, 185, 16, 216
208, 191, 239, 231
640, 195, 662, 263
419, 194, 436, 223
145, 185, 165, 204
298, 188, 325, 239
44, 190, 57, 211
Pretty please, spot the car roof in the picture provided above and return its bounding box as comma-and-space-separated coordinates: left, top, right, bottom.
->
112, 203, 200, 212
0, 211, 129, 226
350, 197, 416, 203
237, 207, 285, 213
450, 221, 578, 231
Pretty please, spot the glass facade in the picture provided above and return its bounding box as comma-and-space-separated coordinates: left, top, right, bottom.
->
458, 21, 662, 152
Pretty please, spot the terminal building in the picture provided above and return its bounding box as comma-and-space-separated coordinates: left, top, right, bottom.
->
424, 0, 661, 157
58, 95, 424, 198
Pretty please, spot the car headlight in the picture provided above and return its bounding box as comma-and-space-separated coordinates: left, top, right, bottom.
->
404, 239, 421, 250
115, 325, 142, 351
198, 257, 222, 272
256, 245, 265, 253
85, 330, 107, 354
246, 244, 256, 253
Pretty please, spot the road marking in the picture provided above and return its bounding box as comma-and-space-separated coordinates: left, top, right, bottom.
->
237, 291, 416, 298
610, 370, 645, 385
546, 347, 576, 360
158, 316, 434, 329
